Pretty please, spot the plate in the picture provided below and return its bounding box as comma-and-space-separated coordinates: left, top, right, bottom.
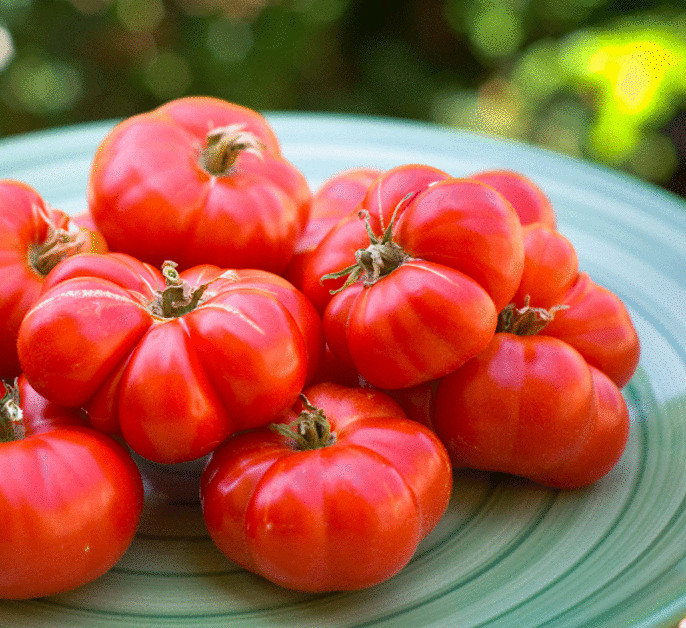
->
1, 113, 685, 627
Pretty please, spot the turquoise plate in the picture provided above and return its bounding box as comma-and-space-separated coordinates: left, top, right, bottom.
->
1, 114, 685, 627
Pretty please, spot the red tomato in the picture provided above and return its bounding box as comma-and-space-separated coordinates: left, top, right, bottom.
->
87, 96, 312, 274
0, 180, 107, 379
200, 383, 452, 592
17, 253, 315, 463
543, 272, 640, 389
300, 164, 525, 389
432, 302, 631, 489
513, 223, 579, 309
470, 169, 556, 228
0, 376, 143, 599
285, 167, 382, 290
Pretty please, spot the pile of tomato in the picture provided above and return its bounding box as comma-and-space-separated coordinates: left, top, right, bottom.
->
0, 96, 640, 598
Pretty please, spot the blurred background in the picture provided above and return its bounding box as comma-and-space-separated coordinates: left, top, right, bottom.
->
0, 0, 685, 199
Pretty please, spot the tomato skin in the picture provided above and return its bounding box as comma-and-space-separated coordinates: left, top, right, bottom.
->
470, 169, 556, 228
200, 383, 452, 592
432, 332, 630, 488
0, 181, 106, 379
543, 272, 640, 389
0, 377, 143, 600
513, 224, 579, 309
286, 167, 382, 291
17, 253, 312, 463
87, 96, 312, 274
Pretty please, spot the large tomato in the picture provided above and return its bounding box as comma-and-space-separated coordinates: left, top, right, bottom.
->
432, 300, 631, 489
300, 164, 525, 389
17, 252, 318, 463
87, 96, 312, 274
0, 376, 143, 599
285, 167, 382, 291
200, 383, 452, 592
0, 180, 106, 379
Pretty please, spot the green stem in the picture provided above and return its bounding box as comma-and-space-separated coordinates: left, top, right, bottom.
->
150, 261, 208, 319
28, 221, 87, 277
199, 124, 264, 177
0, 381, 24, 443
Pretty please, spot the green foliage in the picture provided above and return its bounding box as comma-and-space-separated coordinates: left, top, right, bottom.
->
0, 0, 685, 197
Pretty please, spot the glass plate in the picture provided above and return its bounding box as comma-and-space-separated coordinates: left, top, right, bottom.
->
1, 114, 685, 628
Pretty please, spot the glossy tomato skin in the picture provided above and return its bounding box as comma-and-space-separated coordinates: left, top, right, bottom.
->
432, 333, 630, 489
0, 376, 143, 600
200, 383, 452, 592
0, 181, 106, 379
88, 96, 311, 274
286, 167, 382, 291
301, 164, 525, 389
17, 253, 313, 463
469, 169, 556, 228
544, 272, 640, 389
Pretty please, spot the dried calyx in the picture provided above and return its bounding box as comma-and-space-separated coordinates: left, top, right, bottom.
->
497, 296, 569, 336
199, 124, 264, 177
0, 381, 24, 443
270, 395, 337, 450
28, 207, 87, 277
321, 193, 413, 294
149, 261, 209, 319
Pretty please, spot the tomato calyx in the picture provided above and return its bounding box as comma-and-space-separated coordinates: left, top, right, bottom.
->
321, 194, 413, 294
0, 380, 24, 442
270, 394, 337, 450
28, 208, 87, 277
497, 296, 568, 336
149, 261, 209, 319
199, 123, 264, 177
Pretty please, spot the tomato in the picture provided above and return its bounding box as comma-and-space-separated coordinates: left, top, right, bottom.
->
470, 169, 556, 228
200, 382, 452, 592
0, 180, 106, 379
87, 96, 312, 274
0, 376, 143, 599
543, 272, 640, 389
300, 164, 525, 389
432, 300, 631, 489
513, 223, 579, 309
17, 252, 315, 464
285, 167, 382, 291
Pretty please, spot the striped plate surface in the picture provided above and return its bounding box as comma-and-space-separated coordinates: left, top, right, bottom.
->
0, 114, 685, 628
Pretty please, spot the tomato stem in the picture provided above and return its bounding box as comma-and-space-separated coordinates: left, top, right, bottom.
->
270, 395, 337, 450
28, 206, 87, 277
0, 381, 25, 443
199, 123, 264, 177
497, 296, 569, 335
320, 193, 413, 294
150, 261, 208, 319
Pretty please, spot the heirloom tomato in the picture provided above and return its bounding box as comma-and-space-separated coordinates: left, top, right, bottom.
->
0, 376, 143, 599
301, 164, 525, 389
17, 252, 318, 464
201, 383, 452, 592
433, 299, 631, 489
285, 167, 382, 291
469, 169, 556, 228
0, 180, 106, 379
87, 96, 311, 274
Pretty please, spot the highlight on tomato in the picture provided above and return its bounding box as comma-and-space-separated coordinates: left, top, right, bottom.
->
0, 180, 107, 379
432, 298, 632, 489
200, 382, 452, 592
17, 252, 320, 464
300, 164, 526, 389
87, 96, 312, 274
0, 376, 143, 600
